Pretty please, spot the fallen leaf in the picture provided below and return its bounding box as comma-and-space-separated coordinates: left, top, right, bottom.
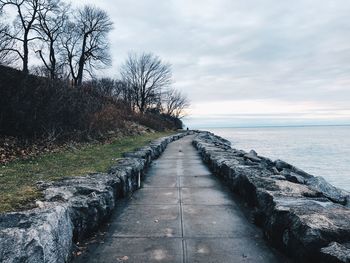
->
117, 255, 129, 261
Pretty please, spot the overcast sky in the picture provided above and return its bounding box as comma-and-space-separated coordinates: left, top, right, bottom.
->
71, 1, 350, 127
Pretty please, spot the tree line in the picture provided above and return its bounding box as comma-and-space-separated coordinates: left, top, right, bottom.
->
0, 0, 189, 137
0, 0, 112, 84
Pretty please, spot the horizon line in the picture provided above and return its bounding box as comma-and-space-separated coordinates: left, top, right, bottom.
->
194, 123, 350, 129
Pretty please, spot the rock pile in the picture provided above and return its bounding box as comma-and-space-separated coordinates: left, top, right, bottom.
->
193, 131, 350, 263
0, 132, 187, 263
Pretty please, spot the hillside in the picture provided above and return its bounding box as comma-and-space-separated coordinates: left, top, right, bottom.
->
0, 65, 183, 163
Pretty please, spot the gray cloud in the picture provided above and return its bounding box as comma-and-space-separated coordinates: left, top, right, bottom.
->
54, 0, 350, 125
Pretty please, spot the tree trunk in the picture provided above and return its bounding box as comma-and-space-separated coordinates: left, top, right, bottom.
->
76, 34, 87, 86
73, 77, 78, 87
49, 41, 56, 79
23, 31, 29, 74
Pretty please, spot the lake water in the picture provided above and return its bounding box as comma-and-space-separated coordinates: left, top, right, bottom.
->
206, 126, 350, 191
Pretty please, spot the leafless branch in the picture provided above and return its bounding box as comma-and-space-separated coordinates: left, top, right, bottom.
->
60, 5, 113, 86
0, 0, 47, 73
163, 88, 190, 118
120, 52, 172, 113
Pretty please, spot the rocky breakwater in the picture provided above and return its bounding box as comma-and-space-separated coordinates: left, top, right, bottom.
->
193, 131, 350, 263
0, 132, 188, 263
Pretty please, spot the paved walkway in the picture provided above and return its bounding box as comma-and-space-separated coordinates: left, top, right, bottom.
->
75, 135, 289, 263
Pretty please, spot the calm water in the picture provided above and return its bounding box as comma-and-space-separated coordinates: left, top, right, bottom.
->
207, 126, 350, 191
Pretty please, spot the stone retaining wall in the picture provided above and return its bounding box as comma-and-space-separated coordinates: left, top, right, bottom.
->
193, 131, 350, 263
0, 132, 188, 263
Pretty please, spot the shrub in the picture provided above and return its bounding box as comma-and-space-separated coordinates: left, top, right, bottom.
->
0, 65, 182, 141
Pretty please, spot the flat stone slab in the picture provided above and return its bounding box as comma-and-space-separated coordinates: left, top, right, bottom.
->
154, 158, 204, 164
124, 187, 179, 205
109, 204, 181, 238
157, 154, 203, 162
181, 187, 232, 205
149, 162, 178, 171
180, 176, 221, 188
75, 237, 183, 263
182, 205, 258, 238
143, 175, 178, 188
181, 166, 212, 176
184, 238, 283, 263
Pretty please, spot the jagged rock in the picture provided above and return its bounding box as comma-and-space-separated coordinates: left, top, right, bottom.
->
275, 159, 313, 179
193, 131, 350, 263
123, 146, 153, 165
306, 176, 350, 205
42, 173, 122, 241
272, 167, 281, 175
109, 158, 146, 196
274, 159, 292, 171
233, 149, 246, 157
271, 174, 286, 180
282, 169, 306, 184
320, 242, 350, 263
0, 204, 73, 263
0, 132, 187, 263
263, 197, 350, 262
244, 150, 261, 162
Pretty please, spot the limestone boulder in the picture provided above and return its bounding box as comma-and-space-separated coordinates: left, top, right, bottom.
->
320, 242, 350, 263
193, 131, 350, 263
0, 204, 73, 263
0, 132, 187, 263
306, 176, 350, 205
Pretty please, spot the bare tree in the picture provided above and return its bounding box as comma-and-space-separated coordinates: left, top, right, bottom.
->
114, 80, 128, 100
120, 52, 172, 113
0, 21, 15, 65
0, 0, 47, 73
34, 0, 68, 79
163, 88, 189, 118
86, 78, 125, 99
61, 5, 113, 86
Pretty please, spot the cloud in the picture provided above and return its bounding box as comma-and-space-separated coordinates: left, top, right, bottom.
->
25, 0, 350, 126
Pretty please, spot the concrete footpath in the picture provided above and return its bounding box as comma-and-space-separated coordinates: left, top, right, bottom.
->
74, 135, 290, 263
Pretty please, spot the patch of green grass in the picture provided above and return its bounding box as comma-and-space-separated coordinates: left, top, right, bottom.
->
0, 132, 175, 213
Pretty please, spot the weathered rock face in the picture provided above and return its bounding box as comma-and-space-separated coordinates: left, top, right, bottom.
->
320, 242, 350, 263
306, 176, 350, 205
193, 131, 350, 263
0, 132, 188, 263
0, 204, 73, 263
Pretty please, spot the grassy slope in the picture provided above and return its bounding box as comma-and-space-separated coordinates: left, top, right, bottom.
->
0, 132, 174, 213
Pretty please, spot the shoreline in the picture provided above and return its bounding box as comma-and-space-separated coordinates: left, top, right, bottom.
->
193, 131, 350, 263
205, 126, 350, 192
194, 124, 350, 129
1, 130, 349, 263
